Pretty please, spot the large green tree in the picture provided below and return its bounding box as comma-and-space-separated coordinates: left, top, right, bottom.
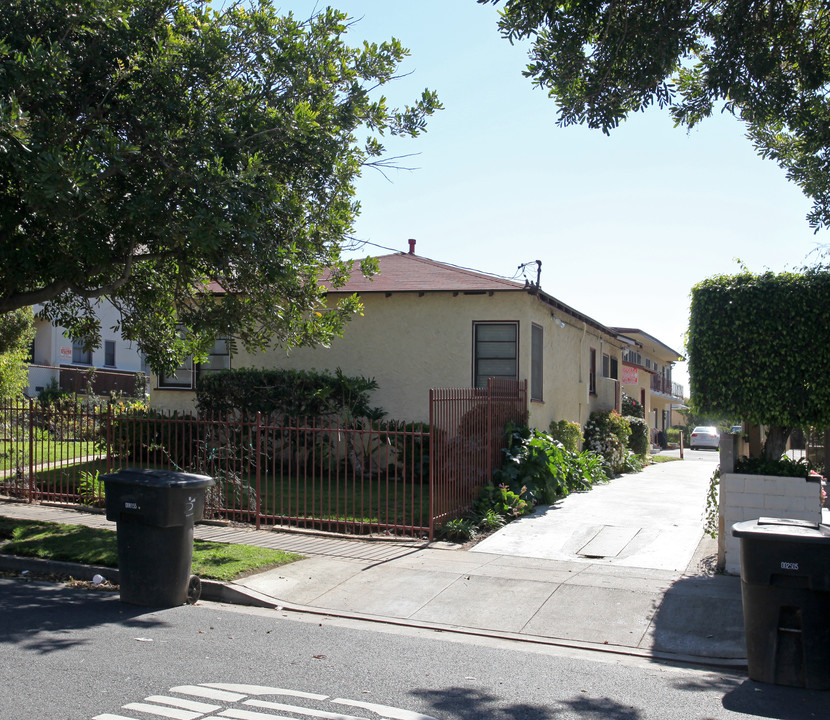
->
0, 0, 439, 372
481, 0, 830, 230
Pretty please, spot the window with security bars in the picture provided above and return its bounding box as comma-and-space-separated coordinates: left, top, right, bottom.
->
474, 322, 518, 388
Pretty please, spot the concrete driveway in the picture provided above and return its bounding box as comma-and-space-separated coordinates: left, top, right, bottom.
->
471, 453, 718, 572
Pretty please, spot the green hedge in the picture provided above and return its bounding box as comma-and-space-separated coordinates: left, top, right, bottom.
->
195, 367, 382, 420
688, 270, 830, 429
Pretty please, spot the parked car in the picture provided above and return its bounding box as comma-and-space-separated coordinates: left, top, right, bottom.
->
690, 426, 720, 450
730, 424, 742, 434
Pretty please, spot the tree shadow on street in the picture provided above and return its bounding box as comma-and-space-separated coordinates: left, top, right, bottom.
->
410, 686, 644, 719
0, 577, 166, 654
720, 678, 829, 719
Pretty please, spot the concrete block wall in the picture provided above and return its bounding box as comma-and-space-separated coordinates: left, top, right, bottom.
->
721, 473, 822, 575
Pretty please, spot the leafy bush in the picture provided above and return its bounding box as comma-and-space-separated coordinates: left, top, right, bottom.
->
474, 507, 506, 531
734, 455, 812, 478
625, 416, 650, 456
621, 450, 646, 474
437, 518, 478, 542
621, 392, 644, 419
77, 470, 105, 507
583, 410, 631, 476
37, 378, 68, 405
547, 419, 582, 452
704, 467, 720, 538
195, 367, 383, 421
493, 424, 607, 505
666, 427, 681, 445
472, 483, 532, 519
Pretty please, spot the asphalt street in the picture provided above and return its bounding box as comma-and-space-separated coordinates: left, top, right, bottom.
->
1, 578, 826, 720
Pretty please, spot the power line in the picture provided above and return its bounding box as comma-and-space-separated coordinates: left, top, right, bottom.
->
347, 237, 523, 284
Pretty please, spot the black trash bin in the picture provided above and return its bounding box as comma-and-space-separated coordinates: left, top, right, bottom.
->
732, 517, 830, 689
103, 468, 214, 607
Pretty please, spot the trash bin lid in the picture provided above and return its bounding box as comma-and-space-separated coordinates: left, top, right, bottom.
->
101, 468, 214, 489
732, 517, 830, 544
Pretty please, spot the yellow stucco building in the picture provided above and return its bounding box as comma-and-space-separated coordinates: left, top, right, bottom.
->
151, 249, 630, 431
609, 328, 685, 444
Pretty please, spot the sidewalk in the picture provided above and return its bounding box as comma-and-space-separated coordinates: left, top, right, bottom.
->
0, 457, 747, 667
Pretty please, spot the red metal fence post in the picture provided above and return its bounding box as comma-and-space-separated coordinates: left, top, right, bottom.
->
429, 389, 435, 541
27, 397, 34, 503
255, 411, 262, 530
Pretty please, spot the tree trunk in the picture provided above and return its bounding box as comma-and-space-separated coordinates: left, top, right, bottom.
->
763, 425, 793, 460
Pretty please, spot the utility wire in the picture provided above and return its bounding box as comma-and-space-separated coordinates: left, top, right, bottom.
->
346, 237, 525, 284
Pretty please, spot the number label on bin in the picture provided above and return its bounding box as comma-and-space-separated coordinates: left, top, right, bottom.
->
781, 561, 799, 571
124, 502, 139, 510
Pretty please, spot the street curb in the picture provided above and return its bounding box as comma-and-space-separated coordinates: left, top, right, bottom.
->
0, 553, 120, 583
209, 581, 748, 671
0, 554, 748, 671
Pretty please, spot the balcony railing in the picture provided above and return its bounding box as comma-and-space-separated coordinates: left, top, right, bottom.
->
650, 375, 684, 399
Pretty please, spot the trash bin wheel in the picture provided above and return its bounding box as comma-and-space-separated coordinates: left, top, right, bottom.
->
186, 575, 202, 604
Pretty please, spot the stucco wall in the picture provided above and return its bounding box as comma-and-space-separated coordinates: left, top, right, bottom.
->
28, 300, 145, 396
151, 290, 622, 427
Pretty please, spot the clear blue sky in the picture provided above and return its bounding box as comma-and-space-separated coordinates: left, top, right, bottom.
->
283, 1, 826, 393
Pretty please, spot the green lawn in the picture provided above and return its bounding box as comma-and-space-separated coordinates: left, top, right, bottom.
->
0, 516, 301, 582
0, 440, 100, 472
19, 458, 431, 530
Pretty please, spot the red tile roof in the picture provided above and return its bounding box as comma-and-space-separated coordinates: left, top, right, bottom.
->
325, 253, 526, 293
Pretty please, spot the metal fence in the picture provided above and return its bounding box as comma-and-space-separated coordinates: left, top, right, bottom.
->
430, 378, 528, 528
0, 380, 527, 539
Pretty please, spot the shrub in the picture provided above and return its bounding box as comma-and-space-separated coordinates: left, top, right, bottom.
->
734, 455, 812, 478
195, 367, 383, 421
583, 410, 631, 476
548, 419, 582, 452
38, 378, 68, 405
437, 518, 477, 542
621, 392, 644, 419
77, 470, 105, 507
625, 416, 650, 456
474, 507, 506, 531
493, 424, 607, 505
621, 450, 646, 473
472, 482, 532, 519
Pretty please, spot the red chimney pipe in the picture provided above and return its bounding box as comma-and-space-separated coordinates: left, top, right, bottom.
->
408, 238, 416, 255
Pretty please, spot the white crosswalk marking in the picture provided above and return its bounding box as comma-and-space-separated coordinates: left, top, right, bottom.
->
121, 702, 202, 720
94, 683, 438, 720
203, 684, 328, 701
332, 699, 439, 720
169, 686, 246, 702
244, 699, 369, 720
218, 709, 298, 720
144, 696, 221, 713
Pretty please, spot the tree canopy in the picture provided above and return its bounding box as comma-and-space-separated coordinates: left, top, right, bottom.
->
0, 307, 34, 398
0, 0, 439, 372
481, 1, 830, 230
688, 270, 830, 458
